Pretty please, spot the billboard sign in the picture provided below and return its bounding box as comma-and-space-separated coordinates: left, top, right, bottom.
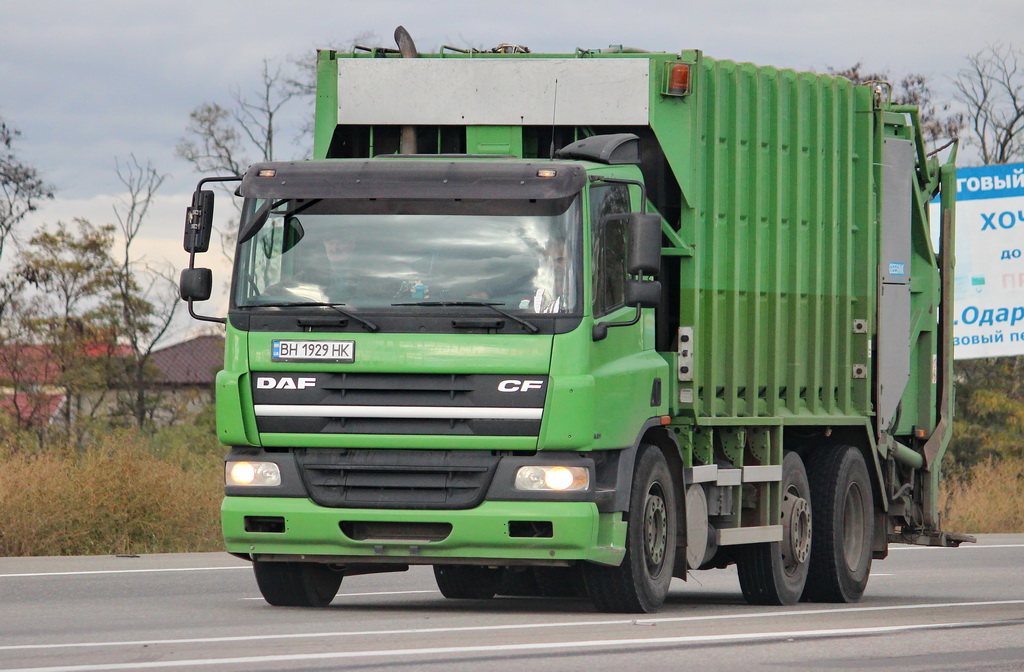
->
931, 162, 1024, 359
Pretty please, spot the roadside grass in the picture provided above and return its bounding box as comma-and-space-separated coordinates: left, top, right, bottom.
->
940, 456, 1024, 534
0, 423, 223, 557
0, 422, 1021, 556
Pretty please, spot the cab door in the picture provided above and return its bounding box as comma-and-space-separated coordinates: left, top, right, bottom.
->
587, 180, 667, 449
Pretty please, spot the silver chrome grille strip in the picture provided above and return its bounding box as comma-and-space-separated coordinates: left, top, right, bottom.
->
254, 404, 543, 420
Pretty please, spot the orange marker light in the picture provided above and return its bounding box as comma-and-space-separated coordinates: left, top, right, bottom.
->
667, 64, 691, 96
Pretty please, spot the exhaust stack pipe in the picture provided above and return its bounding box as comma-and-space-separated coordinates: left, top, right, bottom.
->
394, 26, 419, 154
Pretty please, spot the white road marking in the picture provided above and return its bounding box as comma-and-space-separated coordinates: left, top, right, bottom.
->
0, 567, 249, 579
3, 598, 1022, 652
0, 544, 1015, 578
2, 620, 1011, 672
240, 589, 436, 600
889, 543, 1024, 551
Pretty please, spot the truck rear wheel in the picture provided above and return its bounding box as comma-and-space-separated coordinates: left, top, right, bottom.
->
433, 565, 502, 599
252, 561, 342, 607
584, 444, 677, 613
802, 445, 874, 602
736, 451, 812, 605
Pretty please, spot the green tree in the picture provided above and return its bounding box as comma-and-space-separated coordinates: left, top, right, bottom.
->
9, 219, 120, 443
950, 357, 1024, 465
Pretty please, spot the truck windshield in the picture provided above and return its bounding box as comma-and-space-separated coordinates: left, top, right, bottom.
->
233, 198, 581, 313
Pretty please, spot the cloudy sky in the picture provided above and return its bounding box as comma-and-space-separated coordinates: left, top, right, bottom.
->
3, 0, 1022, 333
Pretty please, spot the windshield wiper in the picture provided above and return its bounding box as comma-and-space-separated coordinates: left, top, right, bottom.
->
392, 301, 539, 334
255, 301, 379, 332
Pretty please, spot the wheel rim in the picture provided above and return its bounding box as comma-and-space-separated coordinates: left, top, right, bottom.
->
780, 483, 812, 573
643, 483, 668, 574
842, 482, 866, 572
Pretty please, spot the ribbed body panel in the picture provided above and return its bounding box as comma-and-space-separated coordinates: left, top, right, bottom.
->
667, 58, 877, 421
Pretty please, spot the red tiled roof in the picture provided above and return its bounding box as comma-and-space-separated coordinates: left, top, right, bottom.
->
0, 392, 64, 426
149, 335, 224, 385
0, 344, 62, 383
0, 342, 130, 384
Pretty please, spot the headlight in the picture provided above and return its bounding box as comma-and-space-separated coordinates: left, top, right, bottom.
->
514, 465, 589, 492
226, 461, 282, 487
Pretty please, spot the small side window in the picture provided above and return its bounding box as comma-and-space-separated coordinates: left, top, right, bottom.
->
590, 184, 631, 317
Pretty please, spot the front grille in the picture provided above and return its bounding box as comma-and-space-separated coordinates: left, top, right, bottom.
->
295, 448, 501, 509
253, 373, 547, 437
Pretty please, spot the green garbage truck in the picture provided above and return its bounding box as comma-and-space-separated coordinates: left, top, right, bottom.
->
180, 35, 969, 613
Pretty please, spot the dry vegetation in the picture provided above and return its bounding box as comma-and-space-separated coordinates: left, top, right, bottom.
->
940, 457, 1024, 534
0, 420, 1020, 556
0, 420, 223, 557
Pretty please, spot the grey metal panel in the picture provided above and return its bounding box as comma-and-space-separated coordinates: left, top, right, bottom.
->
716, 525, 783, 546
876, 138, 914, 436
337, 58, 651, 126
880, 139, 914, 285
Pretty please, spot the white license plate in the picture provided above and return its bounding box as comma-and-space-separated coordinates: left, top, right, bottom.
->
271, 340, 354, 362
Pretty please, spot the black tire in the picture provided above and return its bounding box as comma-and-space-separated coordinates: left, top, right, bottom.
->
736, 451, 812, 605
252, 561, 342, 607
802, 445, 874, 603
433, 565, 502, 599
584, 445, 677, 613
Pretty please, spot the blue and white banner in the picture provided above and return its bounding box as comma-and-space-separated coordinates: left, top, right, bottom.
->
931, 162, 1024, 359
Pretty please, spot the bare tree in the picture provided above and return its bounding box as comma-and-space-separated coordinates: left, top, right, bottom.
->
176, 59, 299, 259
0, 117, 54, 267
286, 31, 383, 140
176, 103, 247, 177
828, 64, 964, 148
177, 58, 298, 175
111, 155, 179, 428
233, 60, 298, 162
953, 44, 1024, 165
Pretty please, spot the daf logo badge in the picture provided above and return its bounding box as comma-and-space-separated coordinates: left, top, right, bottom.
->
256, 376, 317, 390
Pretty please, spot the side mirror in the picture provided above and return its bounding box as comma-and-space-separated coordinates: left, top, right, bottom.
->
184, 190, 215, 253
625, 279, 662, 308
628, 213, 662, 276
180, 268, 213, 302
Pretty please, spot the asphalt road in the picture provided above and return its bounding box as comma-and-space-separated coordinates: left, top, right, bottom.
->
2, 535, 1023, 672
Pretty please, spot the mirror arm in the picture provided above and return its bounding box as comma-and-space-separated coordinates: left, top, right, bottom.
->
587, 175, 647, 211
186, 299, 226, 325
592, 306, 642, 342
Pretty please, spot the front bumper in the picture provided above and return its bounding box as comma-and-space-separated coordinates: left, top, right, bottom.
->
222, 496, 626, 566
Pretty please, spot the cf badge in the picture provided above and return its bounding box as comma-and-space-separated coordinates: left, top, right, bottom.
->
497, 379, 545, 392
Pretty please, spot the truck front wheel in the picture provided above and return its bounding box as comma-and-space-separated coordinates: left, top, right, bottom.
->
252, 561, 342, 607
736, 451, 812, 605
802, 445, 874, 602
584, 444, 677, 613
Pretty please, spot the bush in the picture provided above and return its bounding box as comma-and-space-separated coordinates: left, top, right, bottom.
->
2, 415, 1020, 556
940, 457, 1024, 533
0, 428, 223, 556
